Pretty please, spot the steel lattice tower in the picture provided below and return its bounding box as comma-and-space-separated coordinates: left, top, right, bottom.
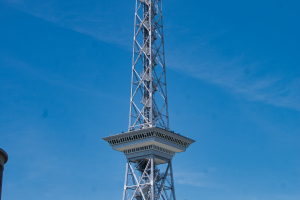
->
129, 0, 168, 131
103, 1, 195, 200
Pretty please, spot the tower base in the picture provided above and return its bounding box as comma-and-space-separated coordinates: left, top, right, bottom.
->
123, 155, 176, 200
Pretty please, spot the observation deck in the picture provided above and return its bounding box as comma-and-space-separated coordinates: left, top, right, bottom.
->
103, 127, 195, 164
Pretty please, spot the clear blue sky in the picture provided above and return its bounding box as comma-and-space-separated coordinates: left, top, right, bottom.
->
0, 0, 299, 199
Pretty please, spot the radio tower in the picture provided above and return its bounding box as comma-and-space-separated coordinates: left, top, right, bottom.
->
103, 0, 195, 199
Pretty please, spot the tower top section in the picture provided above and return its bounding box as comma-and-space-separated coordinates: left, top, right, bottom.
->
129, 0, 169, 131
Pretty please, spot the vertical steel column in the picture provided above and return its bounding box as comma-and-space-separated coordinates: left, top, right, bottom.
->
150, 157, 155, 200
122, 162, 129, 200
169, 161, 176, 200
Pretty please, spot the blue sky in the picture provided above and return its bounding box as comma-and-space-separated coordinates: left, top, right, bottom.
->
0, 0, 299, 199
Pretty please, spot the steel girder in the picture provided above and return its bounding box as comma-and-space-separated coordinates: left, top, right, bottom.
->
129, 0, 169, 131
123, 158, 176, 200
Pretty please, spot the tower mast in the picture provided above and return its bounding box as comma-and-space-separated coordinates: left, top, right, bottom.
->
103, 1, 195, 200
129, 0, 169, 131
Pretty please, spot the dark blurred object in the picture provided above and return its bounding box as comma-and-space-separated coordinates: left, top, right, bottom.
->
0, 148, 8, 200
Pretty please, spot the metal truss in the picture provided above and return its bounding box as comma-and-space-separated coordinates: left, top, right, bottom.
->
123, 157, 176, 200
129, 0, 169, 131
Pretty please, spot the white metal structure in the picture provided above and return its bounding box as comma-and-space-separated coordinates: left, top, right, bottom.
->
129, 0, 168, 131
123, 157, 175, 200
103, 1, 195, 200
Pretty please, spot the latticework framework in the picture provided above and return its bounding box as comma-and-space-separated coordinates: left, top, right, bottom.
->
123, 158, 176, 200
129, 0, 169, 131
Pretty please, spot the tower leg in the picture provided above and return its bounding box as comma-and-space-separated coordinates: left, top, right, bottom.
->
150, 157, 154, 200
169, 161, 176, 200
123, 162, 129, 200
